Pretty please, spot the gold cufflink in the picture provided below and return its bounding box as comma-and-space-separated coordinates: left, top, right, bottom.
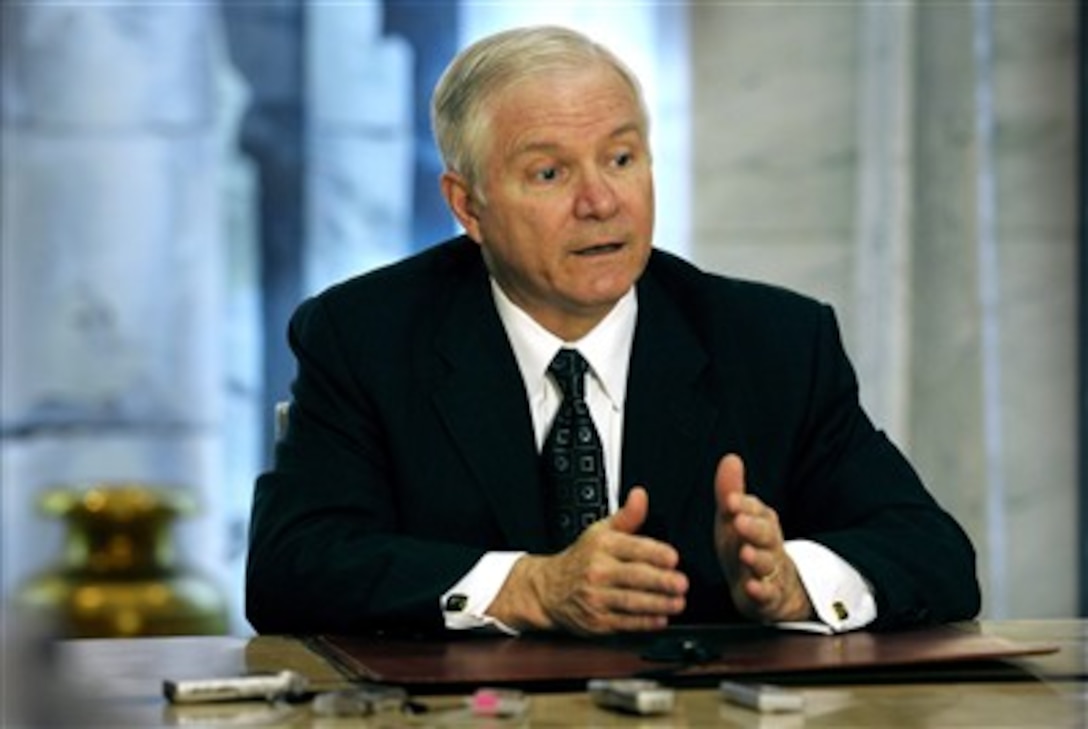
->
832, 601, 849, 621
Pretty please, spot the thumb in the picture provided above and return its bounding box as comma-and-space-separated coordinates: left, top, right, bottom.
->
610, 486, 649, 534
715, 453, 747, 513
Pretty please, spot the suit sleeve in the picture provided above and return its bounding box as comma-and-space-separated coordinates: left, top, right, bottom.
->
245, 296, 485, 635
780, 305, 981, 629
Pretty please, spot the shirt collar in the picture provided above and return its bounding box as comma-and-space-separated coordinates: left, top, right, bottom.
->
490, 280, 637, 411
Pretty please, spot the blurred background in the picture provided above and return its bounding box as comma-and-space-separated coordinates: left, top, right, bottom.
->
0, 0, 1081, 636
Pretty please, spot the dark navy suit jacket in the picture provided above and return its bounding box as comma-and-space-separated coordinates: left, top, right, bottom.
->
246, 236, 980, 634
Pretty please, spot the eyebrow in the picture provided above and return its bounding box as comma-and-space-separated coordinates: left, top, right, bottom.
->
512, 121, 645, 158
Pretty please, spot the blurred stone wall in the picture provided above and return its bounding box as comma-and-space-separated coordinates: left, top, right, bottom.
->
1, 2, 232, 618
1, 1, 413, 635
691, 0, 1078, 618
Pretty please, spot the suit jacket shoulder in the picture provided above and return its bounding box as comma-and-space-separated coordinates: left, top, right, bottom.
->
298, 236, 487, 342
644, 247, 832, 345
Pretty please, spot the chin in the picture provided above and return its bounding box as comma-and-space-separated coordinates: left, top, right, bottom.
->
580, 282, 635, 309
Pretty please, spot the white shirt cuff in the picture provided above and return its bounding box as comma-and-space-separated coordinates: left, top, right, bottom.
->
777, 539, 877, 634
440, 551, 525, 635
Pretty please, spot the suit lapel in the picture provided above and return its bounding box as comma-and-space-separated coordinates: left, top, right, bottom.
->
431, 264, 552, 552
622, 274, 724, 539
429, 246, 743, 553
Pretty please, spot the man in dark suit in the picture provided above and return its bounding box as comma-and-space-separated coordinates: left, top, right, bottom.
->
246, 26, 980, 637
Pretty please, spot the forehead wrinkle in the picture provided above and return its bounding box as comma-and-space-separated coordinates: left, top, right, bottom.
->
509, 120, 646, 161
481, 66, 647, 176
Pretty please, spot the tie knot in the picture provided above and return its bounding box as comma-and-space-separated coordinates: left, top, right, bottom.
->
548, 348, 589, 399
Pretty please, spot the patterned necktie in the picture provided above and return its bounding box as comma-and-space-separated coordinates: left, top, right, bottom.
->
542, 348, 608, 548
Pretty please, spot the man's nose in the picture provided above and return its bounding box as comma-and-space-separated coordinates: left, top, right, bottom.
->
573, 168, 619, 220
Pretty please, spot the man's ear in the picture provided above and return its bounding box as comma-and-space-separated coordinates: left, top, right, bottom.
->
440, 171, 483, 243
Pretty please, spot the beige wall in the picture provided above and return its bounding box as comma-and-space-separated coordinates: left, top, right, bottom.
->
690, 1, 1078, 617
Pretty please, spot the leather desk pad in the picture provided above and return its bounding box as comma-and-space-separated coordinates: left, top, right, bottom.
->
308, 623, 1058, 692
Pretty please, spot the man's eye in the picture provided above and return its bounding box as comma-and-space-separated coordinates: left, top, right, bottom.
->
613, 151, 633, 168
535, 167, 559, 182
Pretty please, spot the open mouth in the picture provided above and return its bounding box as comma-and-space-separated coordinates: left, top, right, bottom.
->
574, 242, 624, 256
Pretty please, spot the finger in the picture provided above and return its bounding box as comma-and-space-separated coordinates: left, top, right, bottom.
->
599, 532, 681, 572
715, 453, 746, 514
603, 584, 687, 617
743, 575, 780, 607
556, 577, 685, 636
739, 544, 780, 580
609, 559, 689, 596
574, 611, 672, 636
734, 506, 782, 549
604, 614, 672, 633
610, 485, 649, 535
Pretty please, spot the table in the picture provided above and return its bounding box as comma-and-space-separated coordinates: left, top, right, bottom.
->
4, 620, 1085, 727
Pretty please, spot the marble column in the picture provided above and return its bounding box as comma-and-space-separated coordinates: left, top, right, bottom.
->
0, 3, 229, 615
305, 0, 413, 295
691, 1, 1079, 618
911, 0, 1079, 619
852, 0, 915, 446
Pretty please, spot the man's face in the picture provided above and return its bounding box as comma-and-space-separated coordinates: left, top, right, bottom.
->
448, 63, 654, 340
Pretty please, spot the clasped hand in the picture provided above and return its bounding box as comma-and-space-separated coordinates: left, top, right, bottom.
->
490, 454, 813, 634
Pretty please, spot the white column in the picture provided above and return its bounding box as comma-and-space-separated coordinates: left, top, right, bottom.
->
852, 0, 916, 446
970, 0, 1008, 618
305, 1, 414, 294
1, 4, 228, 608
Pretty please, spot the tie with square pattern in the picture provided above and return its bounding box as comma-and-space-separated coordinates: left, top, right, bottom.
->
543, 348, 608, 548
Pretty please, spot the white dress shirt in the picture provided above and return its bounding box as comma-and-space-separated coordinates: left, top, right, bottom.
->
441, 280, 876, 634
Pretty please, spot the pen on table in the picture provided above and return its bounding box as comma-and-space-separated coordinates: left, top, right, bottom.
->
163, 671, 308, 704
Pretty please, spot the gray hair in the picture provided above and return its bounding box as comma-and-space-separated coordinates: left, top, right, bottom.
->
430, 25, 649, 193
